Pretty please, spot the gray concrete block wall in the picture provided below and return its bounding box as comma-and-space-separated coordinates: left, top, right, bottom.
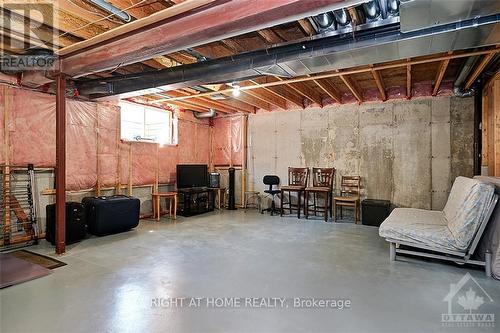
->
248, 96, 474, 210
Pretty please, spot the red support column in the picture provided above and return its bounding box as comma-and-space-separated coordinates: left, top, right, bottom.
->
55, 73, 66, 254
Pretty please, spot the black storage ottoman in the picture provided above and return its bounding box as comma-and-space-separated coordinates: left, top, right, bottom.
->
361, 199, 391, 227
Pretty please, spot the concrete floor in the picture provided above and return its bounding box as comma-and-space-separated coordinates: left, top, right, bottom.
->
1, 210, 499, 333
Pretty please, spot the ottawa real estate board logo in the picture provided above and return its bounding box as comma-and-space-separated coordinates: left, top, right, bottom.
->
1, 1, 58, 71
442, 272, 495, 328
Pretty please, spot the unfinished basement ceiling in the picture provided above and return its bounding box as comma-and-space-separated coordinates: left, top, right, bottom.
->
1, 0, 500, 115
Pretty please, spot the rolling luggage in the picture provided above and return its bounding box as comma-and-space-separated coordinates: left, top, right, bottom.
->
82, 195, 140, 236
46, 202, 87, 245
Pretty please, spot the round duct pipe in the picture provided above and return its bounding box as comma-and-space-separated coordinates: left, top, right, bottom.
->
453, 56, 479, 98
363, 1, 381, 20
192, 108, 216, 119
314, 12, 335, 29
387, 0, 399, 16
333, 9, 351, 26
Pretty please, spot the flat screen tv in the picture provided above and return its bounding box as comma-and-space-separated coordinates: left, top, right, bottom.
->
176, 164, 208, 189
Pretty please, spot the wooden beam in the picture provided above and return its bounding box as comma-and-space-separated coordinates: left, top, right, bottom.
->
257, 29, 284, 44
241, 84, 288, 109
59, 0, 343, 77
274, 76, 323, 106
171, 89, 252, 113
58, 0, 120, 30
199, 96, 254, 114
55, 73, 66, 254
339, 75, 363, 103
166, 91, 235, 113
371, 69, 386, 101
310, 77, 342, 103
465, 53, 496, 90
298, 19, 316, 36
249, 79, 304, 108
432, 59, 450, 96
220, 39, 246, 54
153, 48, 500, 103
406, 62, 412, 99
221, 91, 271, 111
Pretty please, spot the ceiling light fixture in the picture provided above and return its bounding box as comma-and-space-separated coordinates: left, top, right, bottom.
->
232, 84, 241, 97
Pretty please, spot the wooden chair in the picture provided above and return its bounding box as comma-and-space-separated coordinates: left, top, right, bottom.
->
280, 167, 309, 218
305, 168, 335, 222
152, 192, 177, 221
333, 176, 361, 223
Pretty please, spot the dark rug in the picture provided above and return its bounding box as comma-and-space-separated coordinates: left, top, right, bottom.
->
0, 253, 51, 288
6, 250, 67, 269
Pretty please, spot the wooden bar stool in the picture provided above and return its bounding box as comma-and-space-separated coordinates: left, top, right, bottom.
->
305, 167, 335, 222
152, 192, 177, 221
280, 167, 309, 218
212, 187, 226, 210
333, 176, 361, 223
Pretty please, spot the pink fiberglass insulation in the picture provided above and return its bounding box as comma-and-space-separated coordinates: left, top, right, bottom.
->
177, 120, 196, 163
66, 100, 97, 190
413, 82, 433, 98
131, 142, 157, 185
9, 88, 56, 167
158, 144, 178, 184
212, 116, 244, 166
0, 88, 4, 165
213, 117, 231, 165
195, 124, 210, 163
119, 142, 131, 186
231, 116, 244, 166
97, 104, 120, 187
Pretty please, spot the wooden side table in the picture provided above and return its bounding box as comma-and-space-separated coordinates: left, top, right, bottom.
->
152, 192, 177, 221
212, 187, 226, 210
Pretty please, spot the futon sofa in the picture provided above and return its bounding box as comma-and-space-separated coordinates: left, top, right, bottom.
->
379, 176, 498, 276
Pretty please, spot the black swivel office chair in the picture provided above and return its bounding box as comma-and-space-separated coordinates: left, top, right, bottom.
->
261, 175, 281, 216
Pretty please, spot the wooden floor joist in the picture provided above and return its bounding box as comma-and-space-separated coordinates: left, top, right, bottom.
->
156, 48, 500, 104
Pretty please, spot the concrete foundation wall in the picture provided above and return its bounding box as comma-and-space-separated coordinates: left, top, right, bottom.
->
247, 96, 474, 210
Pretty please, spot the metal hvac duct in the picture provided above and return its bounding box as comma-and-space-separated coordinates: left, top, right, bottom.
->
363, 1, 381, 20
314, 12, 335, 29
453, 56, 479, 97
192, 108, 216, 119
79, 1, 500, 99
333, 8, 351, 26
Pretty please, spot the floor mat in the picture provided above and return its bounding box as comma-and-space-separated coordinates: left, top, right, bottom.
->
0, 253, 52, 288
6, 250, 67, 269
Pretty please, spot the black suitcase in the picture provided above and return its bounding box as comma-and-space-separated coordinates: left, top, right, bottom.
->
46, 202, 87, 245
82, 195, 140, 236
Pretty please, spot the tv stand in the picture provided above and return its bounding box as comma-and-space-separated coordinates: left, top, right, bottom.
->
177, 187, 215, 217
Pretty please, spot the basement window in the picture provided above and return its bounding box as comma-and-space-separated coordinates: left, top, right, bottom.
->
119, 101, 177, 145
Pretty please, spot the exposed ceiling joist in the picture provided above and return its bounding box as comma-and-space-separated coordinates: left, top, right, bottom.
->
432, 59, 450, 96
249, 79, 304, 109
339, 74, 363, 103
201, 97, 255, 113
298, 19, 316, 36
274, 76, 323, 106
464, 53, 496, 90
406, 63, 412, 99
220, 91, 270, 112
59, 0, 348, 77
371, 69, 386, 101
310, 77, 342, 104
257, 29, 284, 44
126, 48, 500, 104
241, 83, 288, 110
